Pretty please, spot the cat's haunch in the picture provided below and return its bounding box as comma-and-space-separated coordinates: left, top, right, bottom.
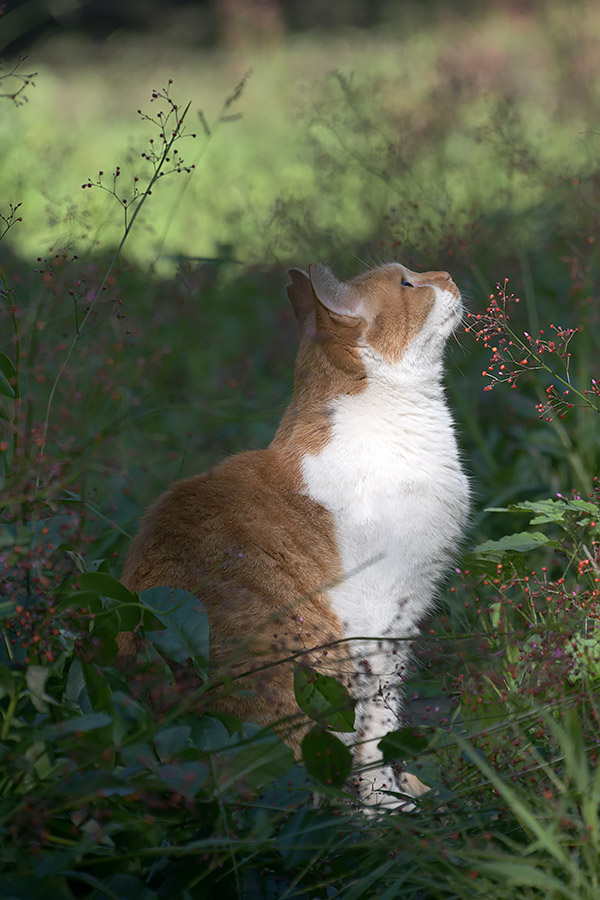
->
119, 262, 470, 810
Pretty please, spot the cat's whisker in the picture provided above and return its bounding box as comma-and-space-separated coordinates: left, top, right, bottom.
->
353, 252, 373, 271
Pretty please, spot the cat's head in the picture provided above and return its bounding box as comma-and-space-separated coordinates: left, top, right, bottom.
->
287, 262, 462, 379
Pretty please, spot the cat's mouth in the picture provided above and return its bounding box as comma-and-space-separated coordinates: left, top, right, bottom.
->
436, 290, 463, 334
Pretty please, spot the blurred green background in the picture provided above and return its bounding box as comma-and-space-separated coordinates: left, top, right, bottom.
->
1, 0, 599, 562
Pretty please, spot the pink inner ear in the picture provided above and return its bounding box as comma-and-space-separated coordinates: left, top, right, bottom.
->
309, 264, 363, 319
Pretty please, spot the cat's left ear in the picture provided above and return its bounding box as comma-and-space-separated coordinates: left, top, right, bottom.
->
286, 269, 315, 327
309, 264, 365, 323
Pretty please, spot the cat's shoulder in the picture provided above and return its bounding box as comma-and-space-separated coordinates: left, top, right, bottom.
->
132, 448, 284, 530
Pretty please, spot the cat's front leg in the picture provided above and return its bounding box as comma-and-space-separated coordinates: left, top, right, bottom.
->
352, 692, 403, 808
351, 679, 429, 811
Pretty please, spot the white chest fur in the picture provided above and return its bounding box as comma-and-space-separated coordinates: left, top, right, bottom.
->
301, 368, 469, 650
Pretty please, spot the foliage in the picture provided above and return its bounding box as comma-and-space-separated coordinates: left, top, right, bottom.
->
1, 2, 600, 896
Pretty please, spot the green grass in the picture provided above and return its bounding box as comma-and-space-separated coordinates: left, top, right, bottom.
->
2, 0, 600, 271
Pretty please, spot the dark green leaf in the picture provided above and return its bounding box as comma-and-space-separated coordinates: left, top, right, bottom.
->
81, 661, 112, 711
189, 714, 231, 751
221, 737, 295, 792
153, 725, 191, 762
89, 610, 121, 666
44, 712, 112, 739
33, 847, 85, 878
301, 725, 352, 787
110, 691, 152, 744
294, 664, 355, 732
141, 586, 209, 670
77, 572, 136, 604
25, 665, 50, 713
158, 761, 209, 798
61, 769, 135, 798
120, 741, 156, 770
378, 727, 431, 763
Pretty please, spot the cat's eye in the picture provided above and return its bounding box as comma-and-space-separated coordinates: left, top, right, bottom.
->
401, 280, 414, 287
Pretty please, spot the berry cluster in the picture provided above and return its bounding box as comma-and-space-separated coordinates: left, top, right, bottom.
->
465, 279, 599, 420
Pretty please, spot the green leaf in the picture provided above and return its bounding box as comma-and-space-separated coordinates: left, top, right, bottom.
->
472, 531, 552, 556
81, 661, 112, 711
301, 725, 352, 787
89, 611, 120, 666
34, 847, 85, 878
488, 498, 599, 525
110, 691, 151, 744
0, 352, 16, 399
219, 737, 295, 793
153, 725, 191, 762
378, 727, 431, 763
120, 741, 156, 770
141, 586, 209, 670
44, 712, 112, 739
157, 761, 209, 798
190, 715, 231, 752
61, 770, 134, 798
25, 665, 51, 713
294, 665, 355, 732
77, 572, 136, 604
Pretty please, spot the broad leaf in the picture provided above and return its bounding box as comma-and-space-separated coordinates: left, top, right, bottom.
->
153, 725, 192, 762
110, 691, 152, 744
44, 713, 112, 739
25, 665, 51, 713
157, 761, 209, 799
378, 727, 431, 763
294, 665, 355, 732
218, 737, 295, 793
189, 715, 231, 752
472, 531, 552, 556
81, 661, 112, 711
77, 572, 136, 604
141, 586, 209, 670
301, 725, 352, 787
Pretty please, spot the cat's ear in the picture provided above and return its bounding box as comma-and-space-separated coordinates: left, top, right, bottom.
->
309, 263, 365, 323
286, 268, 315, 327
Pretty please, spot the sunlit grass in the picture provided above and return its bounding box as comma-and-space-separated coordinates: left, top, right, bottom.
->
2, 0, 600, 272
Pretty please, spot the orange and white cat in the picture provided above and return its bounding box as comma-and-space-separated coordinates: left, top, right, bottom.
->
120, 262, 469, 809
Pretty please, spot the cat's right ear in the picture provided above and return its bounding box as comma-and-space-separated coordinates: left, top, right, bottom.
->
286, 268, 315, 327
308, 264, 365, 323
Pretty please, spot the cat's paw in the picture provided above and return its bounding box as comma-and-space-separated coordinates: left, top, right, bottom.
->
354, 766, 430, 814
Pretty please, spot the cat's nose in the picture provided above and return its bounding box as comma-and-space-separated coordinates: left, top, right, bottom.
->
401, 266, 454, 286
422, 269, 453, 284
